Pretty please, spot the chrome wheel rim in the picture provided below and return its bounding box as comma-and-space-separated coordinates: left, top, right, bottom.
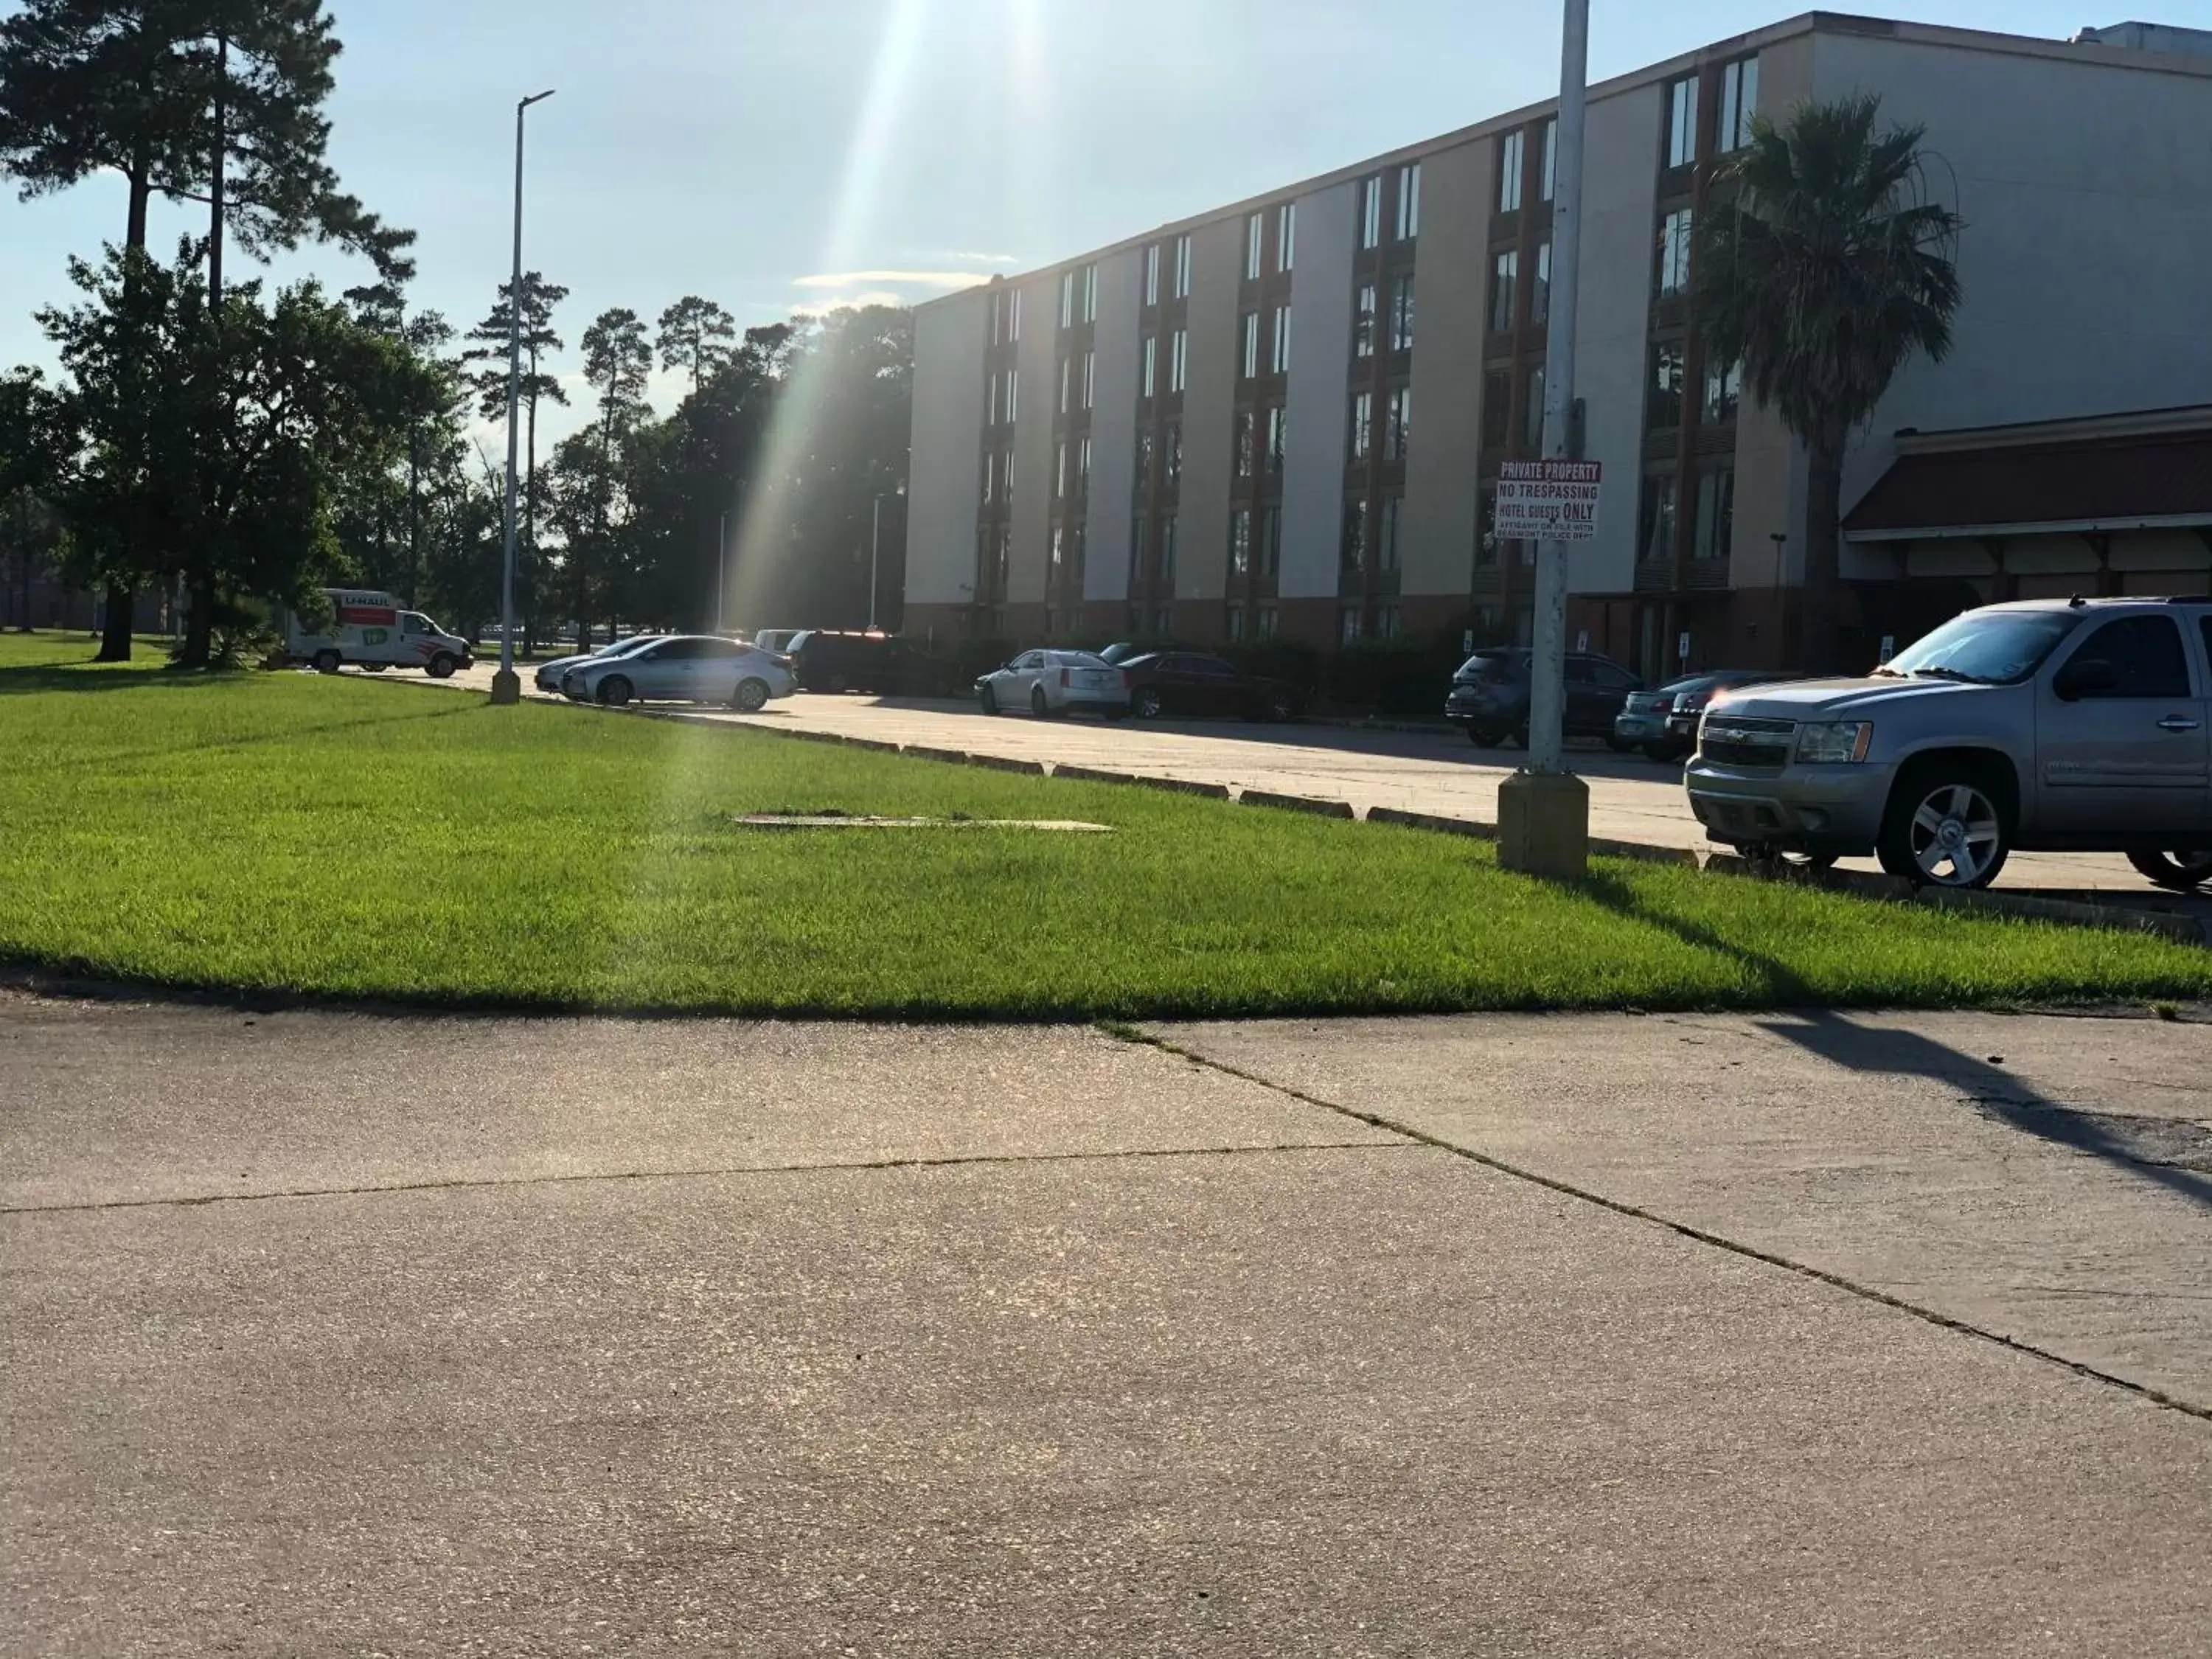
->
1909, 784, 2001, 886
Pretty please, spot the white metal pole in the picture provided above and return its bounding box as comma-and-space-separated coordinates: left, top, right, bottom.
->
868, 496, 883, 630
492, 89, 552, 703
717, 512, 727, 632
1524, 0, 1587, 775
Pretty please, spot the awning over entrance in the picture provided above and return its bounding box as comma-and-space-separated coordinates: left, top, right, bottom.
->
1843, 406, 2212, 543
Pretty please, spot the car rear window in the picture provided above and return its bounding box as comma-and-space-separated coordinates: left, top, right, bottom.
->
1457, 654, 1519, 684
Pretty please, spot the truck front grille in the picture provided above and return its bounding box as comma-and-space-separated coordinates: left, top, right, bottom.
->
1698, 715, 1795, 768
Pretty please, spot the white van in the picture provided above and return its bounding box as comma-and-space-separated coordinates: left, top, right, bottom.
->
285, 589, 474, 678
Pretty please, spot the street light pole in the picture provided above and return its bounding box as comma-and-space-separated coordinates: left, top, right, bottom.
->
1498, 0, 1592, 875
717, 512, 728, 633
490, 88, 555, 706
868, 495, 883, 630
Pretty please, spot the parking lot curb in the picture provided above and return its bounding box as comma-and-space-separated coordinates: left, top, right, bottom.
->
1047, 764, 1144, 787
1237, 790, 1357, 819
1134, 775, 1234, 799
967, 754, 1048, 775
900, 745, 970, 765
1590, 838, 1700, 866
1916, 886, 2210, 945
1366, 806, 1499, 839
841, 737, 903, 754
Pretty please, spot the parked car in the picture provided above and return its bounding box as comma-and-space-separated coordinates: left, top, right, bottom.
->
1116, 651, 1302, 723
1617, 670, 1800, 761
1445, 647, 1643, 749
975, 650, 1130, 718
534, 633, 662, 694
1685, 597, 2212, 891
749, 628, 804, 656
785, 630, 945, 695
563, 635, 797, 710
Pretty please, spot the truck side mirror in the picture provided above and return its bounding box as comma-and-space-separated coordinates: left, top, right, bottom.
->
2053, 658, 2118, 701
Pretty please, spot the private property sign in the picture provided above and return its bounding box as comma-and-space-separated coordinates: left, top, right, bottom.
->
1495, 459, 1602, 543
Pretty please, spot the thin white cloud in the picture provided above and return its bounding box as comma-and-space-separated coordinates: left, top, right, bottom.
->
790, 289, 909, 317
933, 250, 1022, 266
792, 269, 992, 291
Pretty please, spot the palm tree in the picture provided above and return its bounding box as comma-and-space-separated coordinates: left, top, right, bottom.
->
1694, 94, 1962, 672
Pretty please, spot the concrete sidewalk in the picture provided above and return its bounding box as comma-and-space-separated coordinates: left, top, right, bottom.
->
5, 994, 2208, 1655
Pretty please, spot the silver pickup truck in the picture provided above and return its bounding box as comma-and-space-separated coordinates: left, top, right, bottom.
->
1684, 597, 2212, 891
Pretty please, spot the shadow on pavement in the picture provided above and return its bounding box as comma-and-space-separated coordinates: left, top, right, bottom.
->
1761, 1012, 2212, 1213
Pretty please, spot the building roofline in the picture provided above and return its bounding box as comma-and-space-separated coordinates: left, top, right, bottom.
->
1893, 405, 2212, 454
916, 8, 2212, 314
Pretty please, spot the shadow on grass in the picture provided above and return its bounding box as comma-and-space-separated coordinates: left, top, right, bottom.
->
32, 703, 479, 774
1760, 1010, 2212, 1214
0, 661, 248, 695
1575, 867, 1815, 1004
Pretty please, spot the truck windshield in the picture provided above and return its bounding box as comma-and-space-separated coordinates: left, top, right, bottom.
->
1882, 610, 2081, 686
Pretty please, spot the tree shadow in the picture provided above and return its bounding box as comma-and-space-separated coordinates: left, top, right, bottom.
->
1576, 866, 1815, 1003
0, 661, 245, 695
32, 704, 480, 774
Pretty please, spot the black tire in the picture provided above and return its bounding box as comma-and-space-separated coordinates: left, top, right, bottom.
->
1877, 759, 2011, 890
1467, 727, 1505, 748
2126, 849, 2212, 892
978, 686, 999, 715
821, 672, 848, 695
1030, 685, 1050, 717
733, 677, 771, 712
426, 653, 456, 679
1133, 686, 1164, 720
598, 675, 633, 708
1605, 732, 1635, 754
1263, 691, 1297, 723
312, 648, 341, 675
1644, 742, 1685, 764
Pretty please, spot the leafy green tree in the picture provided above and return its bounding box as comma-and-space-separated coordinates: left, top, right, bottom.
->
0, 0, 413, 657
1, 366, 69, 630
656, 295, 737, 395
1694, 94, 1961, 670
460, 270, 566, 627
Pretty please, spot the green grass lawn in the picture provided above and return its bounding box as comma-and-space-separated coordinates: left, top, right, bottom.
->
1, 629, 2205, 1018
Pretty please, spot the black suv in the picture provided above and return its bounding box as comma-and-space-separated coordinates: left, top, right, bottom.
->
785, 630, 945, 695
1444, 647, 1643, 749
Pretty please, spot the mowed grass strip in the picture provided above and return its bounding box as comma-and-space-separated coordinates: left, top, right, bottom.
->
1, 631, 2205, 1017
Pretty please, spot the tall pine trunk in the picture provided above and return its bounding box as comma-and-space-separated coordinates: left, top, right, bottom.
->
181, 572, 215, 669
1800, 436, 1846, 675
94, 166, 156, 664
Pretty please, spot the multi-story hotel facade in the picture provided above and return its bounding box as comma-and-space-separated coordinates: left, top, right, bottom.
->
902, 13, 2212, 680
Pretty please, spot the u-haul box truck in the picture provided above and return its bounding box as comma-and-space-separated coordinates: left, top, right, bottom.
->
285, 589, 474, 678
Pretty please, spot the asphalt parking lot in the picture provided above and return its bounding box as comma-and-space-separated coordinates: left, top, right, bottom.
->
426, 658, 2196, 903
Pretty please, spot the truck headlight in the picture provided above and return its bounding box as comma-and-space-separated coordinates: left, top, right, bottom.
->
1795, 721, 1873, 763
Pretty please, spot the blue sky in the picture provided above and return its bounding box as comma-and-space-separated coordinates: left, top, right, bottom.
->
0, 0, 2184, 444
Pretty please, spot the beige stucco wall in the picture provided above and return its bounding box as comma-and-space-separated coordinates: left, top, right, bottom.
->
1279, 178, 1357, 600
1006, 276, 1057, 605
904, 290, 988, 607
1399, 136, 1493, 602
1174, 218, 1242, 605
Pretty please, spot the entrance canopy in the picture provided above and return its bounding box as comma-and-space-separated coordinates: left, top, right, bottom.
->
1843, 406, 2212, 544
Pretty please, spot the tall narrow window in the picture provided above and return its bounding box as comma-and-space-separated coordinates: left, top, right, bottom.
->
1166, 422, 1183, 483
1257, 604, 1279, 639
988, 370, 1001, 426
1695, 468, 1736, 560
1233, 409, 1255, 479
1005, 367, 1018, 422
1649, 341, 1686, 427
1350, 392, 1373, 462
1230, 509, 1252, 574
1051, 524, 1065, 567
1640, 474, 1678, 563
1060, 270, 1076, 330
1169, 328, 1188, 393
1133, 430, 1152, 495
1007, 288, 1023, 341
1718, 57, 1759, 153
1245, 211, 1265, 281
1531, 242, 1553, 326
1260, 504, 1282, 574
1270, 305, 1293, 374
1082, 262, 1097, 322
1498, 130, 1525, 212
1143, 244, 1161, 307
1703, 356, 1742, 424
1380, 495, 1402, 571
1161, 515, 1178, 584
1395, 162, 1422, 240
1059, 355, 1074, 414
1540, 118, 1557, 201
1081, 349, 1094, 409
1388, 275, 1414, 352
1385, 386, 1411, 460
1242, 310, 1260, 380
1657, 208, 1694, 296
1490, 250, 1520, 334
1343, 500, 1369, 571
1078, 434, 1092, 494
1666, 75, 1698, 169
1340, 608, 1363, 647
1141, 336, 1158, 398
1475, 485, 1498, 566
1277, 201, 1296, 271
1226, 605, 1246, 641
981, 450, 996, 504
1353, 282, 1377, 358
1054, 441, 1068, 500
1360, 175, 1383, 249
1265, 405, 1287, 476
1172, 234, 1192, 298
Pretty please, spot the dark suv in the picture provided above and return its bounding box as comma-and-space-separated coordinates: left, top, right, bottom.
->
1444, 647, 1643, 749
785, 630, 943, 695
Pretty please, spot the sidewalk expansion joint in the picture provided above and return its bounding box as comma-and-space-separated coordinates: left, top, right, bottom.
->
0, 1138, 1418, 1218
1113, 1024, 2212, 1427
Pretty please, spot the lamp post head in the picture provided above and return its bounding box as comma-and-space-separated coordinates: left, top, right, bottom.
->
521, 88, 556, 109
